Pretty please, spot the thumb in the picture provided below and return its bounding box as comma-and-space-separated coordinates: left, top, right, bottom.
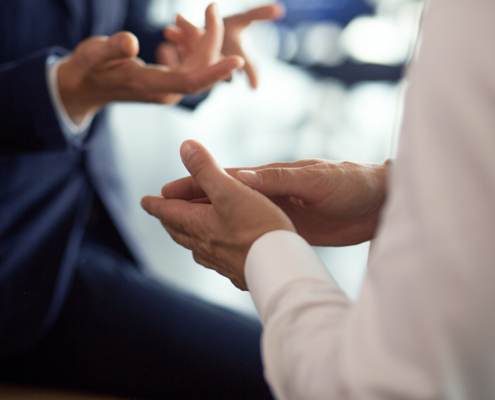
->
94, 31, 140, 63
180, 140, 247, 209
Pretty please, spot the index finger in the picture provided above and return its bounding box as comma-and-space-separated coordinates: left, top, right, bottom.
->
226, 4, 286, 27
142, 56, 244, 95
162, 158, 319, 201
162, 176, 207, 200
141, 196, 213, 236
243, 4, 286, 22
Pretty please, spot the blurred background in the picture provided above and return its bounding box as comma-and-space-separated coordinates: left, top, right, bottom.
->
109, 0, 424, 315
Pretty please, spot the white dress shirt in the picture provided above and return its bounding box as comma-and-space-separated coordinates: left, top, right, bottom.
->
46, 55, 95, 145
245, 0, 495, 398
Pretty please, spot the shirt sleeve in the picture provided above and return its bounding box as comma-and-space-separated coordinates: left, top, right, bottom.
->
244, 0, 495, 399
45, 55, 94, 146
245, 231, 351, 400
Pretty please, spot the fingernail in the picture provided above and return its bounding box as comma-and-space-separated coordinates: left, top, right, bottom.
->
181, 141, 200, 162
238, 170, 262, 186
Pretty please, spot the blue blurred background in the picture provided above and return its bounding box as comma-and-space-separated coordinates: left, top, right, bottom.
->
110, 0, 424, 315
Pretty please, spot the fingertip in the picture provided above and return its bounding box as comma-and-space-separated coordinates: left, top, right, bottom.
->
161, 184, 170, 198
180, 140, 202, 164
116, 31, 139, 57
205, 2, 223, 30
141, 195, 166, 216
207, 2, 220, 18
274, 3, 287, 19
244, 62, 258, 89
249, 73, 258, 89
227, 55, 245, 70
140, 195, 153, 212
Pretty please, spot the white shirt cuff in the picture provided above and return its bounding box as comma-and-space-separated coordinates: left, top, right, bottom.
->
46, 55, 95, 144
245, 230, 340, 324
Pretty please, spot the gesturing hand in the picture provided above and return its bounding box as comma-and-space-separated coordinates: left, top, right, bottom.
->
163, 159, 390, 247
161, 3, 285, 89
58, 6, 243, 125
141, 140, 295, 291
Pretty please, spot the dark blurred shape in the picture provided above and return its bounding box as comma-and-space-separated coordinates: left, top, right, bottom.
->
279, 0, 373, 26
310, 62, 404, 85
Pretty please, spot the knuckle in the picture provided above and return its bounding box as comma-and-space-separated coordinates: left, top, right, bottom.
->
192, 252, 204, 265
188, 154, 209, 178
271, 167, 287, 182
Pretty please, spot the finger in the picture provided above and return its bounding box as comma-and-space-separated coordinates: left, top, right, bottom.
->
162, 176, 207, 200
190, 197, 211, 204
224, 159, 319, 178
93, 31, 139, 63
186, 56, 243, 92
225, 4, 286, 29
164, 224, 195, 251
141, 196, 209, 236
223, 41, 257, 88
147, 56, 244, 95
236, 166, 315, 199
179, 140, 249, 208
242, 54, 258, 89
156, 43, 181, 68
243, 4, 286, 22
198, 3, 225, 64
164, 26, 188, 45
175, 14, 203, 40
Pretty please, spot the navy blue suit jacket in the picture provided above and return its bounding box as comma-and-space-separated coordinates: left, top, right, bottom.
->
0, 0, 164, 357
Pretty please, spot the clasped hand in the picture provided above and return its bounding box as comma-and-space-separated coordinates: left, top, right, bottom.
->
141, 141, 389, 291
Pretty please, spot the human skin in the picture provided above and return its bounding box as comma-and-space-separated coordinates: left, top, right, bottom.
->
164, 158, 389, 247
162, 4, 286, 89
57, 3, 284, 125
141, 140, 389, 290
57, 4, 242, 125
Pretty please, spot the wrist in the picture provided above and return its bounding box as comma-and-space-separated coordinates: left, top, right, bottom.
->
348, 161, 389, 243
57, 57, 100, 125
366, 161, 390, 238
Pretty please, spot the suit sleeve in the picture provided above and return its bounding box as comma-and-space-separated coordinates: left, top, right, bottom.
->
0, 47, 71, 155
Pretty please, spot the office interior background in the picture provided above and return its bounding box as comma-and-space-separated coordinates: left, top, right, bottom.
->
110, 0, 424, 315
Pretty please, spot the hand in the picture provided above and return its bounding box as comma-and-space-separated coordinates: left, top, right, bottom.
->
58, 8, 243, 125
162, 3, 285, 89
153, 3, 227, 104
141, 140, 295, 291
163, 159, 390, 247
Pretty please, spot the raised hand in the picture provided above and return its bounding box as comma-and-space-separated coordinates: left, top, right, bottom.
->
162, 159, 390, 247
58, 10, 243, 125
141, 140, 294, 291
162, 3, 285, 88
